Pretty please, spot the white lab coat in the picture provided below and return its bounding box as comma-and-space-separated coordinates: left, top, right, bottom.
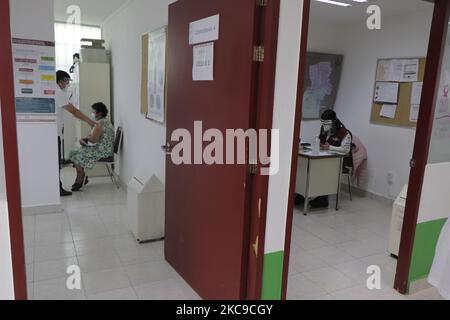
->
428, 219, 450, 300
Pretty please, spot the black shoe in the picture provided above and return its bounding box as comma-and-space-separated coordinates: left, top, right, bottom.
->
71, 182, 83, 192
60, 189, 72, 197
84, 176, 89, 186
309, 196, 329, 209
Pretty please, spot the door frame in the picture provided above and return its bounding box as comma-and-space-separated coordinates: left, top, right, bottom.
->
245, 0, 281, 300
0, 0, 28, 300
395, 0, 449, 294
281, 0, 445, 299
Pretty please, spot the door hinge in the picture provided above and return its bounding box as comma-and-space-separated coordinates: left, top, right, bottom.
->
253, 46, 265, 62
248, 163, 259, 175
410, 159, 416, 168
256, 0, 268, 7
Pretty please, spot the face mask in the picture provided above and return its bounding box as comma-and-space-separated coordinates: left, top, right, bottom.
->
91, 112, 97, 120
322, 120, 333, 132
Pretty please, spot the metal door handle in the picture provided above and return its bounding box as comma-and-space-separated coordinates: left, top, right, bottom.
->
162, 143, 173, 155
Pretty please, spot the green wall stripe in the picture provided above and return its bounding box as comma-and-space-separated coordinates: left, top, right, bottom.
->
409, 218, 447, 283
261, 251, 284, 300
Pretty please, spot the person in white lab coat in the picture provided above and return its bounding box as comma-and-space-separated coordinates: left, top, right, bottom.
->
55, 70, 96, 196
428, 219, 450, 300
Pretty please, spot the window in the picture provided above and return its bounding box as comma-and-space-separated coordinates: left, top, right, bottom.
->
54, 22, 102, 73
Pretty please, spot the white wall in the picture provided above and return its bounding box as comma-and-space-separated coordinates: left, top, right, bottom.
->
10, 0, 60, 211
0, 105, 14, 300
102, 0, 176, 185
302, 10, 433, 199
265, 0, 303, 256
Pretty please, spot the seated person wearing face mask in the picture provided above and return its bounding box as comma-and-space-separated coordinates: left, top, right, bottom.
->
69, 102, 115, 192
296, 110, 353, 209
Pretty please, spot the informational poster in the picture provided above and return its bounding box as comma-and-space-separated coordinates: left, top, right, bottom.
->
374, 82, 399, 104
193, 42, 214, 81
189, 14, 220, 45
146, 27, 167, 123
12, 38, 56, 120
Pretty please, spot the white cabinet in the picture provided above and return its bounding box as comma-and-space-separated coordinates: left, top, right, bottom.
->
389, 185, 408, 257
65, 62, 111, 176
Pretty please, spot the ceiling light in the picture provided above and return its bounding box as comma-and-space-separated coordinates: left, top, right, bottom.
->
314, 0, 352, 7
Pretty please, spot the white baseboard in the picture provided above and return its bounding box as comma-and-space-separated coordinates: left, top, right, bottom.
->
341, 183, 395, 206
22, 204, 63, 216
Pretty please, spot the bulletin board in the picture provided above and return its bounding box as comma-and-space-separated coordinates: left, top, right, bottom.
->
140, 27, 168, 123
370, 58, 426, 128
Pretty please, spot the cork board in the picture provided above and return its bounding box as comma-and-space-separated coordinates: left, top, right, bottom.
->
140, 33, 150, 115
371, 58, 426, 128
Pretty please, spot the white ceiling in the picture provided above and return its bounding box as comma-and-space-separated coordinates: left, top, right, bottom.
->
54, 0, 434, 28
54, 0, 128, 26
310, 0, 434, 26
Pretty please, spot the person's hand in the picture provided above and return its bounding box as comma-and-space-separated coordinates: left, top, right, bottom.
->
321, 143, 330, 151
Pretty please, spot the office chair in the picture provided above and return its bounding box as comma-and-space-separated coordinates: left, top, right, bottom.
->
342, 143, 356, 201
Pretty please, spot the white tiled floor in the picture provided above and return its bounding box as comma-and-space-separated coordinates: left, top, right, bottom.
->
23, 168, 201, 301
23, 168, 443, 300
288, 195, 444, 300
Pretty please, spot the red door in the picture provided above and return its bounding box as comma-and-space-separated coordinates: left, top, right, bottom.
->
165, 0, 262, 300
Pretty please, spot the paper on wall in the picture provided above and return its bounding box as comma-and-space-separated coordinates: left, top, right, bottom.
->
193, 42, 214, 81
380, 104, 397, 119
376, 59, 419, 82
402, 59, 419, 82
411, 82, 423, 105
410, 104, 420, 122
374, 82, 399, 104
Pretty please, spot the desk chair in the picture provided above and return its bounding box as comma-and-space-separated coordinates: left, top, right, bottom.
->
341, 144, 356, 201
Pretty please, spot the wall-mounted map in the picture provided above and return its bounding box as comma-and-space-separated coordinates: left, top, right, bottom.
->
302, 52, 344, 120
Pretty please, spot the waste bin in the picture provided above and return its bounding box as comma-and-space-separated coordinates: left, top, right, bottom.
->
127, 174, 165, 243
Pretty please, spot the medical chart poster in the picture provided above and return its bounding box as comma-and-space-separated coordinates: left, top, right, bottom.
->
12, 38, 56, 115
146, 27, 167, 123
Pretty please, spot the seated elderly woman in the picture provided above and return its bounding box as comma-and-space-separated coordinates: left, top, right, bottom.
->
70, 102, 115, 191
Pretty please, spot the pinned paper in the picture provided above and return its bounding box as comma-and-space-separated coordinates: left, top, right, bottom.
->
380, 104, 397, 119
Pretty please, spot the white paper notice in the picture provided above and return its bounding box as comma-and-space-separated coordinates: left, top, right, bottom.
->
402, 59, 419, 82
376, 60, 393, 82
193, 42, 214, 81
411, 82, 423, 105
189, 15, 219, 45
380, 104, 398, 119
374, 82, 399, 104
410, 104, 420, 122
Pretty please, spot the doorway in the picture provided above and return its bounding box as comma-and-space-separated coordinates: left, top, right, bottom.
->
283, 0, 447, 300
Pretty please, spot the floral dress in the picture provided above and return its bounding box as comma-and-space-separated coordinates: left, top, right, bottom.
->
70, 118, 115, 170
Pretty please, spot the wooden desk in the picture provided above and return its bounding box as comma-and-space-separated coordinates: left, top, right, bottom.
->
296, 150, 345, 215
